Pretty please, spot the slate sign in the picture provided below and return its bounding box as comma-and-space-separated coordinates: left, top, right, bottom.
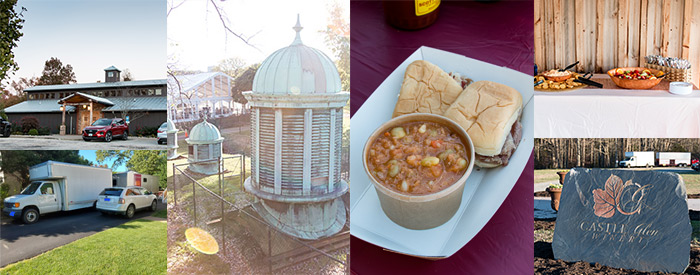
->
552, 168, 691, 273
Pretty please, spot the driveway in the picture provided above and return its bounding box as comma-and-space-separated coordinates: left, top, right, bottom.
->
0, 202, 166, 267
0, 135, 164, 150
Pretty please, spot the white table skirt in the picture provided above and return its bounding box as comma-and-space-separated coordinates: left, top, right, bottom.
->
535, 89, 700, 138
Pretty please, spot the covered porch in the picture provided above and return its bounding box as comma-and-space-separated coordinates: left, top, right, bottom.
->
57, 92, 114, 135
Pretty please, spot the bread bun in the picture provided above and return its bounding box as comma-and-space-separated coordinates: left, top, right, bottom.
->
393, 60, 464, 117
443, 81, 522, 157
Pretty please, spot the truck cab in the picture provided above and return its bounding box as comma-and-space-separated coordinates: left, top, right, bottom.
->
3, 181, 63, 224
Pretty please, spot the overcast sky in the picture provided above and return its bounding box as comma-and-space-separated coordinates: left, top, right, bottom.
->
3, 0, 166, 87
167, 0, 348, 72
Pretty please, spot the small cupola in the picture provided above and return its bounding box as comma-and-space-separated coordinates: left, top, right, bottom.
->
186, 119, 224, 175
104, 66, 121, 83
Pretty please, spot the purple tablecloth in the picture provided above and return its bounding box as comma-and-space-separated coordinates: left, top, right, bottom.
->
350, 0, 534, 273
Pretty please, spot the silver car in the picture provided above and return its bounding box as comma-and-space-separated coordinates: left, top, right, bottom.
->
157, 122, 167, 144
96, 187, 157, 218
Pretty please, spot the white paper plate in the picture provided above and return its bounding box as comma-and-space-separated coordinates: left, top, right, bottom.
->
350, 46, 534, 258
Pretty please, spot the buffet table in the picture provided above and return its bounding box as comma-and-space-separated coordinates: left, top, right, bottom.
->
535, 74, 700, 138
350, 0, 533, 274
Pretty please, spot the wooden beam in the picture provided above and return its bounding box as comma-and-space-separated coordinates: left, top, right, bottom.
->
618, 0, 629, 66
596, 0, 605, 72
661, 0, 671, 56
534, 0, 544, 68
639, 0, 649, 62
553, 0, 564, 68
682, 0, 692, 59
575, 0, 585, 71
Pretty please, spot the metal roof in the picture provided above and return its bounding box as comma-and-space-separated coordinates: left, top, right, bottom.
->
252, 17, 341, 95
3, 99, 75, 113
104, 66, 121, 71
186, 119, 224, 144
103, 97, 167, 112
58, 92, 114, 106
167, 72, 231, 93
3, 97, 166, 113
24, 79, 166, 92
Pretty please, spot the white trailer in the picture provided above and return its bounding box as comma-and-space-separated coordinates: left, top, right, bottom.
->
3, 161, 112, 223
113, 171, 159, 194
656, 152, 692, 167
619, 151, 655, 168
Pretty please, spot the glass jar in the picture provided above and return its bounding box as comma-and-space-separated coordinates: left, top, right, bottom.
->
383, 0, 441, 30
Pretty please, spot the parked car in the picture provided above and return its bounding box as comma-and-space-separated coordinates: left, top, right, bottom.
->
96, 186, 157, 218
693, 162, 700, 172
157, 122, 167, 144
0, 117, 11, 137
2, 161, 112, 224
83, 118, 128, 142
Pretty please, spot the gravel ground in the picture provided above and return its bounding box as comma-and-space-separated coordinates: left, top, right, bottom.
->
0, 136, 163, 150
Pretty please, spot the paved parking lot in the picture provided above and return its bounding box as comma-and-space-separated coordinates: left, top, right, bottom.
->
0, 135, 164, 150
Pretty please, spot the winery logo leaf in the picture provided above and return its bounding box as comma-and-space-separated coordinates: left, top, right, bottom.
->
592, 174, 651, 218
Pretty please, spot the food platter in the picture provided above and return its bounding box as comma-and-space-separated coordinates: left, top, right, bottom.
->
534, 72, 587, 92
350, 46, 533, 258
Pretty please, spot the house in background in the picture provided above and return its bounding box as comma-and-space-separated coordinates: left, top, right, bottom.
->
167, 71, 242, 123
3, 66, 167, 134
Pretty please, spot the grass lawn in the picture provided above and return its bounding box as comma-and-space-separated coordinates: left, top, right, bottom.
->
152, 209, 167, 219
534, 169, 566, 184
0, 219, 166, 275
535, 169, 700, 194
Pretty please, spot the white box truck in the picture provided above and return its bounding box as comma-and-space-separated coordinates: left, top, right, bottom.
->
2, 161, 112, 224
112, 171, 159, 194
619, 151, 655, 168
656, 152, 692, 167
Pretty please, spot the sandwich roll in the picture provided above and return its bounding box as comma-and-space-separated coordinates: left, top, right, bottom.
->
393, 60, 464, 117
443, 80, 523, 168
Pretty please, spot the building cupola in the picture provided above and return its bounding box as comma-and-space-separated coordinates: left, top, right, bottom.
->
104, 66, 121, 83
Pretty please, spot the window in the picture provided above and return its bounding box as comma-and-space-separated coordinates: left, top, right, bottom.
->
148, 89, 154, 96
143, 178, 147, 182
131, 188, 142, 195
29, 94, 35, 100
198, 145, 210, 159
100, 188, 123, 196
108, 72, 114, 77
155, 89, 162, 95
189, 145, 194, 156
40, 183, 54, 195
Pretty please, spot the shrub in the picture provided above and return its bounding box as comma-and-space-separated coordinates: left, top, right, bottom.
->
38, 127, 51, 135
28, 129, 39, 135
20, 116, 40, 133
0, 183, 8, 209
132, 126, 158, 137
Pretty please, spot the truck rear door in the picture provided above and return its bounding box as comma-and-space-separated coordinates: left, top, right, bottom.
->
37, 182, 59, 214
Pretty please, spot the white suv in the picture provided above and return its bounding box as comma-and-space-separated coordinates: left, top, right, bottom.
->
96, 187, 157, 218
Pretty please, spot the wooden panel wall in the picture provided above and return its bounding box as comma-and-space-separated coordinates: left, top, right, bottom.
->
534, 0, 700, 87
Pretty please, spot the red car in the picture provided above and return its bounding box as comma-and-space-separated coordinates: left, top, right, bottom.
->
83, 118, 128, 142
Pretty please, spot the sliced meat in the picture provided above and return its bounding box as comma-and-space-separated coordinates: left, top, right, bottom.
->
475, 120, 522, 167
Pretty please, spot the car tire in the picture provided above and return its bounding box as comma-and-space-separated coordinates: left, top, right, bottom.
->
125, 204, 135, 218
150, 200, 157, 211
22, 208, 39, 224
122, 131, 128, 140
105, 131, 112, 142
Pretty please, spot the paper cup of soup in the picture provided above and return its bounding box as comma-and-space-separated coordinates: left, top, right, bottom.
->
363, 113, 475, 230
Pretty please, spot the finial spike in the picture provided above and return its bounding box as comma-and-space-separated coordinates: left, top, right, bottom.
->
292, 14, 303, 45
